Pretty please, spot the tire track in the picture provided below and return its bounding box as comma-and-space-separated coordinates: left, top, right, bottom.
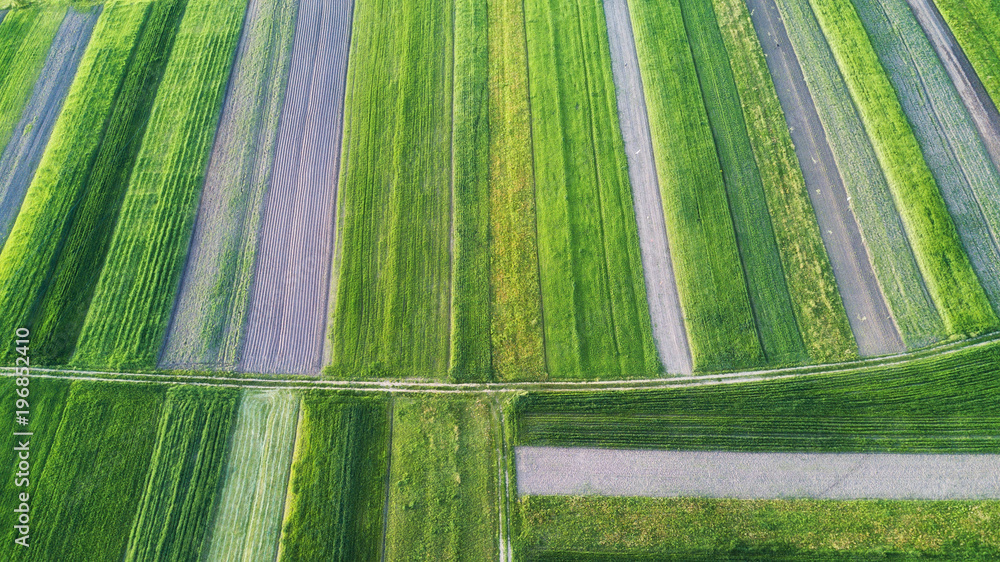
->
240, 0, 354, 375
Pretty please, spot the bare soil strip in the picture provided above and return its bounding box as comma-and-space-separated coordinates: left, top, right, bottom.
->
0, 7, 98, 248
516, 447, 1000, 499
744, 0, 902, 356
240, 0, 355, 375
602, 0, 692, 374
907, 0, 1000, 173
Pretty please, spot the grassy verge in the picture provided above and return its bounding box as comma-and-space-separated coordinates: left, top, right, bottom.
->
385, 395, 498, 560
72, 0, 250, 369
516, 496, 1000, 560
933, 0, 1000, 108
124, 386, 239, 561
525, 0, 659, 378
277, 393, 388, 561
711, 0, 855, 362
329, 0, 454, 378
628, 0, 761, 370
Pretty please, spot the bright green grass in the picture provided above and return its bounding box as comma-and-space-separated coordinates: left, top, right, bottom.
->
524, 0, 659, 378
72, 0, 250, 369
329, 0, 454, 379
775, 0, 945, 348
680, 0, 807, 365
711, 0, 855, 362
205, 390, 299, 561
628, 0, 761, 371
487, 0, 545, 381
385, 395, 498, 561
0, 0, 185, 366
19, 381, 164, 560
807, 0, 997, 337
277, 393, 388, 561
124, 386, 239, 561
517, 496, 1000, 560
933, 0, 1000, 109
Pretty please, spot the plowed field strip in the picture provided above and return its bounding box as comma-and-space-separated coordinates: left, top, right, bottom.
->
240, 0, 354, 375
603, 0, 691, 375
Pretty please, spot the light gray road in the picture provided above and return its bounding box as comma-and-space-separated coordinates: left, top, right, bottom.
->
516, 447, 1000, 499
602, 0, 692, 375
0, 7, 99, 248
745, 0, 902, 357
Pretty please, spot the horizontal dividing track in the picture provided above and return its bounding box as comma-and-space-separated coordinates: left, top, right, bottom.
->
745, 0, 901, 356
0, 7, 98, 248
162, 0, 298, 371
515, 447, 1000, 499
240, 0, 355, 375
602, 0, 691, 375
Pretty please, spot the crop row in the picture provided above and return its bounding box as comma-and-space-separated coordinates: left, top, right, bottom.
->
933, 0, 1000, 109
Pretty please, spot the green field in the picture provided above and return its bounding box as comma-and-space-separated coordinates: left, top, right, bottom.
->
277, 393, 389, 561
0, 0, 184, 365
73, 0, 249, 369
934, 0, 1000, 109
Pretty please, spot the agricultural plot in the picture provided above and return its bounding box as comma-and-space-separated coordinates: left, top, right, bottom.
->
240, 0, 355, 375
931, 0, 1000, 117
0, 7, 97, 250
524, 0, 659, 378
125, 386, 239, 561
277, 394, 388, 561
205, 390, 298, 561
162, 0, 297, 371
72, 0, 250, 370
853, 0, 1000, 312
0, 0, 186, 366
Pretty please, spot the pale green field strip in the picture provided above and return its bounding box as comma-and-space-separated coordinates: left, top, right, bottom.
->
712, 0, 855, 362
449, 0, 491, 381
853, 0, 1000, 312
524, 0, 659, 378
20, 382, 164, 560
932, 0, 1000, 114
73, 0, 251, 369
329, 0, 454, 378
385, 395, 498, 561
0, 0, 186, 366
161, 0, 297, 371
680, 0, 807, 365
807, 0, 997, 337
628, 0, 761, 370
486, 0, 545, 381
205, 390, 299, 561
774, 0, 945, 348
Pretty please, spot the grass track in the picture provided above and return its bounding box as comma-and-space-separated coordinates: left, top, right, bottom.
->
72, 0, 250, 370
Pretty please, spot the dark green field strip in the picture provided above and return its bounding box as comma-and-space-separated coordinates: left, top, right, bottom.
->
517, 496, 1000, 560
72, 0, 249, 370
515, 338, 1000, 452
808, 0, 998, 337
487, 0, 545, 381
124, 386, 239, 561
854, 0, 1000, 314
712, 0, 855, 362
450, 0, 490, 381
329, 0, 454, 379
385, 395, 498, 561
628, 0, 761, 371
278, 393, 388, 561
680, 0, 807, 365
19, 381, 164, 560
933, 0, 1000, 111
0, 0, 185, 366
525, 0, 659, 378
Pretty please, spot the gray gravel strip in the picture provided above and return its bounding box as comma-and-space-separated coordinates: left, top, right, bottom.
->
0, 7, 99, 249
0, 10, 7, 24
603, 0, 692, 375
745, 0, 903, 356
516, 446, 1000, 499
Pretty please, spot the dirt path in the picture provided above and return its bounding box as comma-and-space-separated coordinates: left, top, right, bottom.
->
0, 7, 99, 248
602, 0, 692, 374
0, 10, 7, 24
744, 0, 902, 357
240, 0, 355, 375
515, 447, 1000, 499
